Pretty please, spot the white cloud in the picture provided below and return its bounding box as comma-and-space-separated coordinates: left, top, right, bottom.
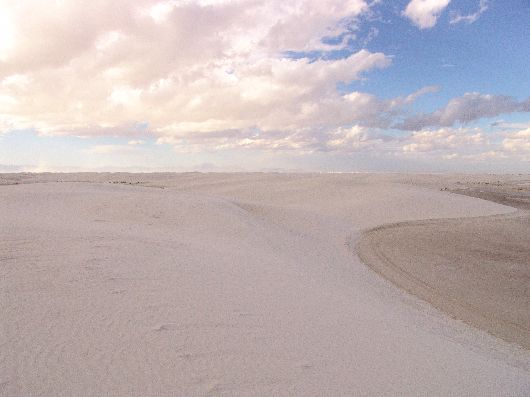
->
402, 0, 451, 29
401, 127, 485, 153
395, 125, 530, 163
1, 0, 525, 167
0, 6, 15, 62
450, 0, 488, 25
0, 0, 399, 148
324, 125, 388, 152
151, 84, 442, 153
503, 127, 530, 152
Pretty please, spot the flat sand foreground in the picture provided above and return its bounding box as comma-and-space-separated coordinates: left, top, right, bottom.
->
1, 173, 529, 396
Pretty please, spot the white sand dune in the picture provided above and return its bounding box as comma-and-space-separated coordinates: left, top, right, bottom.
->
1, 173, 529, 396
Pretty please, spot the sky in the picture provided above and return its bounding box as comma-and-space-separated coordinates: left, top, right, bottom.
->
0, 0, 529, 173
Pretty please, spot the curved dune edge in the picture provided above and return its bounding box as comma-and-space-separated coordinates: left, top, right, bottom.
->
356, 210, 530, 353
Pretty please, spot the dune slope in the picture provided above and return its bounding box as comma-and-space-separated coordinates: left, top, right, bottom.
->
1, 173, 529, 396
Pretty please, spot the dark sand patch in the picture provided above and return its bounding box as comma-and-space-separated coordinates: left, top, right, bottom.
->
358, 187, 530, 350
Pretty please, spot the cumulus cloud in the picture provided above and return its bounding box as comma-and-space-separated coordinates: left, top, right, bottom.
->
152, 85, 438, 153
394, 124, 530, 163
1, 0, 525, 165
155, 124, 382, 154
401, 127, 485, 153
502, 127, 530, 153
450, 0, 488, 25
402, 0, 451, 29
324, 125, 392, 153
396, 93, 530, 130
319, 122, 530, 163
0, 0, 402, 149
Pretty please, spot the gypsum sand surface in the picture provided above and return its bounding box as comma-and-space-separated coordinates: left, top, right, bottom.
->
1, 172, 530, 396
357, 177, 530, 352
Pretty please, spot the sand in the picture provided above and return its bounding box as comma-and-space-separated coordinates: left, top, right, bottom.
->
358, 212, 530, 349
358, 175, 530, 351
1, 173, 529, 396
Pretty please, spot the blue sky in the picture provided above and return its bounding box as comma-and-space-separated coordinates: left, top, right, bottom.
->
357, 0, 530, 104
0, 0, 529, 172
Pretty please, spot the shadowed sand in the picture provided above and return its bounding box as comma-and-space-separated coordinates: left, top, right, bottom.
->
1, 173, 529, 396
358, 211, 530, 350
358, 176, 530, 351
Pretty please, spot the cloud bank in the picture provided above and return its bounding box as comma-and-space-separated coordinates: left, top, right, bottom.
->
0, 0, 528, 168
0, 0, 396, 145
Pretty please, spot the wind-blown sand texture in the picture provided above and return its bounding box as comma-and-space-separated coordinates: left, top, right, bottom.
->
1, 173, 529, 396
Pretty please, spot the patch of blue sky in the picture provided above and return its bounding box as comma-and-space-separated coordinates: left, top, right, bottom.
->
0, 130, 89, 167
311, 0, 530, 114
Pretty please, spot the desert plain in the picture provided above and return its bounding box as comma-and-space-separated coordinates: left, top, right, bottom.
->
1, 172, 529, 396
